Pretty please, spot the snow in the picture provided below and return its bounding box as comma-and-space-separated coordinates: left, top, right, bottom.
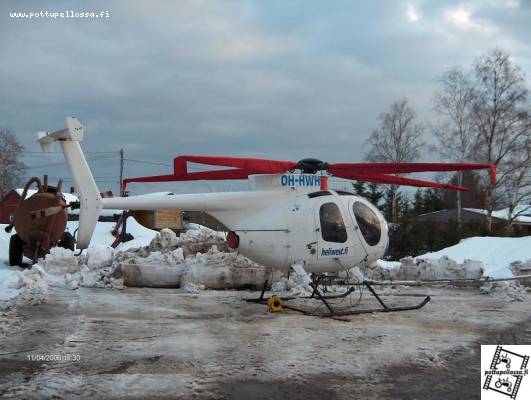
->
85, 245, 114, 269
67, 217, 158, 252
370, 257, 484, 282
373, 236, 531, 280
417, 236, 531, 278
0, 266, 22, 302
0, 217, 157, 307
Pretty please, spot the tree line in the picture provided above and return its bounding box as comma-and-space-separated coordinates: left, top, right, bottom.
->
364, 48, 530, 233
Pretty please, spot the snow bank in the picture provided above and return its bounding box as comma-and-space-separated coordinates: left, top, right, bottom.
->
417, 236, 531, 278
374, 236, 531, 281
368, 257, 484, 282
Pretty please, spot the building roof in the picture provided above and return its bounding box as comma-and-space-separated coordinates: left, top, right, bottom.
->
418, 205, 531, 225
463, 206, 531, 224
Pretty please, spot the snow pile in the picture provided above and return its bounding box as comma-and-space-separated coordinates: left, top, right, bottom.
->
182, 282, 205, 294
85, 245, 114, 269
0, 266, 23, 305
148, 226, 229, 256
479, 281, 527, 302
0, 218, 155, 306
14, 264, 49, 305
42, 247, 80, 274
416, 236, 531, 278
271, 274, 313, 297
0, 264, 49, 308
181, 245, 269, 289
117, 239, 272, 290
509, 259, 531, 287
368, 257, 484, 282
374, 236, 530, 281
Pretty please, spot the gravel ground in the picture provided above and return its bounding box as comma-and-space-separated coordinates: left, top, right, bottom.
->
0, 285, 530, 399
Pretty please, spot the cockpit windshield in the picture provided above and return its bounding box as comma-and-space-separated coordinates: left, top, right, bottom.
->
319, 202, 347, 243
352, 202, 381, 246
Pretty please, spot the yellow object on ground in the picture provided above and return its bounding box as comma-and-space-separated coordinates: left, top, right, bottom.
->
267, 296, 282, 312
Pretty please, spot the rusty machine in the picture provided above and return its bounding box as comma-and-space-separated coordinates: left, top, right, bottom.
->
5, 175, 76, 266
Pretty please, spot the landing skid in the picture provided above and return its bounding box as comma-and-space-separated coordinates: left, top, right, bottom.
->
246, 280, 431, 317
245, 281, 355, 303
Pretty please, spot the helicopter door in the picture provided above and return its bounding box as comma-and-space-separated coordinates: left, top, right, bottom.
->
313, 199, 360, 269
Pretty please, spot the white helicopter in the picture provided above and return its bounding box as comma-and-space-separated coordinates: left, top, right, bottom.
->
36, 117, 496, 315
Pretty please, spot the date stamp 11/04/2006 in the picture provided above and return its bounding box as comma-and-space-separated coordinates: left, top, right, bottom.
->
27, 354, 81, 362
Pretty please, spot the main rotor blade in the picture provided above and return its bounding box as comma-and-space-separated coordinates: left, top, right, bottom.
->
328, 162, 496, 184
335, 172, 470, 191
173, 155, 297, 176
122, 169, 254, 190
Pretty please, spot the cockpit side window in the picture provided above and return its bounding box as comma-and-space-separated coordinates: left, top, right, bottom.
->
319, 202, 347, 243
352, 202, 381, 246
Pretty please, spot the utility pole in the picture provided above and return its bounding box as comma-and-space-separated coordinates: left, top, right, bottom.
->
119, 148, 124, 196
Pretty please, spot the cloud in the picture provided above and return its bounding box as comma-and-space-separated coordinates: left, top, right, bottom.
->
444, 6, 493, 32
0, 0, 530, 195
407, 3, 420, 22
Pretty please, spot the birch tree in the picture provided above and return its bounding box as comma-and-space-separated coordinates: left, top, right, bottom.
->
0, 128, 27, 198
365, 98, 425, 222
432, 67, 476, 228
471, 49, 530, 231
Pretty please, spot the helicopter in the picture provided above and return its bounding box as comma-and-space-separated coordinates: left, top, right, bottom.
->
34, 117, 496, 316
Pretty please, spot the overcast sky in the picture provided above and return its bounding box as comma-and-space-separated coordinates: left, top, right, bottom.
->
1, 0, 530, 195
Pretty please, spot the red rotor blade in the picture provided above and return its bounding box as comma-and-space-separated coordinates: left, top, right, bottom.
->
329, 162, 496, 184
342, 173, 470, 191
123, 156, 296, 191
122, 169, 254, 190
173, 155, 296, 176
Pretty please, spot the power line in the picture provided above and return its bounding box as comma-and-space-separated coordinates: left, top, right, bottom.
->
26, 154, 117, 169
123, 158, 173, 167
21, 151, 119, 154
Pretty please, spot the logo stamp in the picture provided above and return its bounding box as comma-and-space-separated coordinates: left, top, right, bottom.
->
482, 345, 530, 399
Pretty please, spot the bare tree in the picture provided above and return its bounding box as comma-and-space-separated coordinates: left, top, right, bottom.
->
432, 67, 476, 228
470, 49, 531, 230
365, 98, 425, 222
0, 128, 27, 198
501, 120, 530, 230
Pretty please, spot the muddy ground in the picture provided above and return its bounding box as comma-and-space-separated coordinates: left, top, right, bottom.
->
0, 285, 530, 399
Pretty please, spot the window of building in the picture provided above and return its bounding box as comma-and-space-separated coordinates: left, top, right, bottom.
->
319, 202, 347, 243
352, 202, 381, 246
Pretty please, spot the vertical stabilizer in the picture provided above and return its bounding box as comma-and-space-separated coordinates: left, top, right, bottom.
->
36, 117, 102, 249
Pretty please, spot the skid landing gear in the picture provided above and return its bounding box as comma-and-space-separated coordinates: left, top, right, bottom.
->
246, 279, 430, 317
246, 280, 355, 303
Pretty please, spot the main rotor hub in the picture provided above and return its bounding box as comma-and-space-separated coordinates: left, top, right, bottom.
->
294, 158, 328, 174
